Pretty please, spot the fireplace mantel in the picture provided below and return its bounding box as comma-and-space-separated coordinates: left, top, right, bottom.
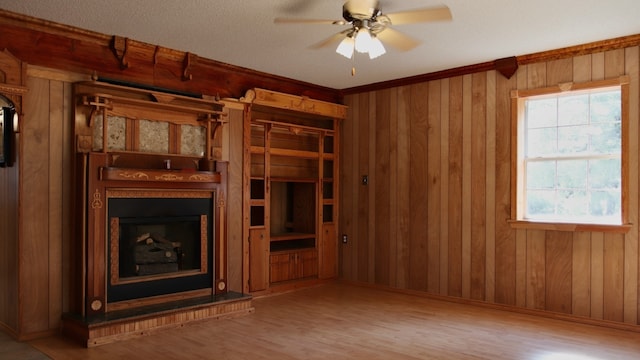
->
73, 81, 227, 317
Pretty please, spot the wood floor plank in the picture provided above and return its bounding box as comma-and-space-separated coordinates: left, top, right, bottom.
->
24, 283, 640, 360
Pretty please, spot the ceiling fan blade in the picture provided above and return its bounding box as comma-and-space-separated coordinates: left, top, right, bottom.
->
376, 27, 421, 52
274, 18, 343, 25
310, 29, 353, 49
386, 6, 452, 25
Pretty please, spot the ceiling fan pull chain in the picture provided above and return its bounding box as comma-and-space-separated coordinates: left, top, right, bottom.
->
351, 53, 356, 76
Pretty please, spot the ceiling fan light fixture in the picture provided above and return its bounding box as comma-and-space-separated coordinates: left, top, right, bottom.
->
336, 36, 355, 58
368, 36, 386, 59
354, 28, 372, 53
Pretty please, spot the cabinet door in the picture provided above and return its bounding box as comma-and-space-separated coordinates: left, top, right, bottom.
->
319, 224, 337, 279
249, 228, 269, 291
300, 249, 318, 278
270, 252, 292, 283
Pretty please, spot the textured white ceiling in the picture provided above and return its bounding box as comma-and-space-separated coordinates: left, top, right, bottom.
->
1, 0, 639, 89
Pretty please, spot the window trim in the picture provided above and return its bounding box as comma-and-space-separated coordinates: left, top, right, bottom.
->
509, 75, 631, 233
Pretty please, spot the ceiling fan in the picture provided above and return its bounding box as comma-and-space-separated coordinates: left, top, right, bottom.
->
274, 0, 452, 60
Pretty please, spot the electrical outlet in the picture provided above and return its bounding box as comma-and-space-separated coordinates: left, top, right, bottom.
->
342, 234, 348, 243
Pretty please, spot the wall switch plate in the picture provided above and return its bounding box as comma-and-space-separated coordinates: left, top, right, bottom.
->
342, 234, 348, 243
362, 175, 368, 185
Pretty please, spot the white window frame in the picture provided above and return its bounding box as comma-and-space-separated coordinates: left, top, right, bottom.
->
509, 76, 631, 233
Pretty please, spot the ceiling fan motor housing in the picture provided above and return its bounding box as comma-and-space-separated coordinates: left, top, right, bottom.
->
342, 1, 381, 23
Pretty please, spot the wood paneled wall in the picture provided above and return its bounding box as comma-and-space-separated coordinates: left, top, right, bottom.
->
340, 47, 640, 326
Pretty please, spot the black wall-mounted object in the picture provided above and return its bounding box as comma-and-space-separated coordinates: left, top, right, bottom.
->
0, 105, 15, 168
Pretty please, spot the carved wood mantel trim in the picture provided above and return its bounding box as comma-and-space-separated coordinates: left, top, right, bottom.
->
100, 167, 221, 183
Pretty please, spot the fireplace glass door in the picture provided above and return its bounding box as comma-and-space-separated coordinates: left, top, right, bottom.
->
107, 191, 214, 303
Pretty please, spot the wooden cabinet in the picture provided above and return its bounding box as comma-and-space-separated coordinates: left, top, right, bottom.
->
270, 249, 318, 283
241, 88, 346, 293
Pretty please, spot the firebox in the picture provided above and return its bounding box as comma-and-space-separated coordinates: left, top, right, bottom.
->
107, 191, 214, 303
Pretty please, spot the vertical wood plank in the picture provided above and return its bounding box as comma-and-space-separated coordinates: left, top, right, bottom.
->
22, 76, 51, 333
572, 232, 592, 317
485, 71, 496, 303
461, 74, 472, 299
545, 231, 573, 314
61, 81, 73, 313
546, 58, 573, 85
527, 62, 547, 88
603, 233, 625, 322
227, 106, 245, 292
388, 88, 398, 287
604, 48, 626, 78
357, 92, 370, 283
470, 72, 487, 300
427, 80, 441, 293
623, 46, 639, 325
409, 83, 429, 291
48, 80, 64, 328
341, 94, 356, 281
591, 232, 605, 319
573, 54, 592, 82
526, 230, 546, 310
374, 89, 391, 286
439, 79, 450, 296
591, 52, 605, 80
515, 229, 527, 307
448, 76, 463, 297
396, 86, 411, 289
368, 92, 377, 283
494, 70, 517, 305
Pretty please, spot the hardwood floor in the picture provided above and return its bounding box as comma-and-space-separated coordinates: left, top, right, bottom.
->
0, 330, 49, 359
13, 282, 640, 359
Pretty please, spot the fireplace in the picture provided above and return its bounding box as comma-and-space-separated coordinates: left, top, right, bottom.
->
107, 192, 213, 303
66, 80, 253, 347
71, 150, 233, 318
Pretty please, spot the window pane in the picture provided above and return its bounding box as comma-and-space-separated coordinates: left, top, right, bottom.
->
527, 127, 557, 156
590, 91, 621, 123
557, 160, 587, 189
590, 190, 621, 218
558, 125, 589, 154
521, 86, 622, 224
558, 95, 588, 126
526, 161, 555, 189
526, 190, 555, 217
589, 158, 621, 190
526, 98, 557, 128
557, 190, 588, 217
590, 122, 621, 154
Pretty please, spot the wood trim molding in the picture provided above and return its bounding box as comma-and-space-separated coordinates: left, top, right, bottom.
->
341, 33, 640, 95
0, 9, 342, 103
517, 33, 640, 65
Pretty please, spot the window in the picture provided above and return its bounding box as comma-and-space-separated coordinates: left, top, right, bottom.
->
510, 76, 630, 231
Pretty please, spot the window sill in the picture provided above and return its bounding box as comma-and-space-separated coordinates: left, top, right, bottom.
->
507, 220, 632, 233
